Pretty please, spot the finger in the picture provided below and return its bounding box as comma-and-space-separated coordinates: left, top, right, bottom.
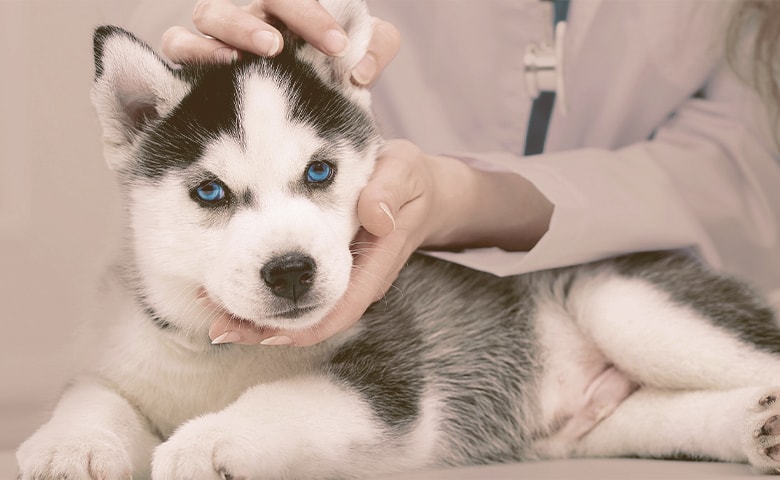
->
357, 140, 423, 237
208, 312, 277, 345
351, 18, 401, 86
192, 0, 283, 56
259, 0, 350, 56
161, 26, 239, 64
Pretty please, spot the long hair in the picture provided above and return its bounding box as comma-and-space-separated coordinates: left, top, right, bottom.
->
726, 0, 780, 144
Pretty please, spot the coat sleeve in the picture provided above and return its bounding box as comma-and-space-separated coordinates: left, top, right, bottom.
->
428, 62, 780, 283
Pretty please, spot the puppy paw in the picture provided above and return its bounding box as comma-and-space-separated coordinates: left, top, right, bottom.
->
745, 391, 780, 474
16, 427, 132, 480
152, 414, 283, 480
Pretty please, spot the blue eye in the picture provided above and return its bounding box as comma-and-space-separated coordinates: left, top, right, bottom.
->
192, 180, 228, 205
305, 161, 335, 184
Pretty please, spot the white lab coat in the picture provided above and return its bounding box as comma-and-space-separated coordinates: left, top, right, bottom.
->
367, 0, 780, 295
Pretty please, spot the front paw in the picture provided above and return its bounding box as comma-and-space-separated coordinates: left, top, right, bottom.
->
17, 426, 132, 480
152, 414, 277, 480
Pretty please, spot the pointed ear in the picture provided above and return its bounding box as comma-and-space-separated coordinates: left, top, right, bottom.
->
294, 0, 374, 107
91, 26, 191, 170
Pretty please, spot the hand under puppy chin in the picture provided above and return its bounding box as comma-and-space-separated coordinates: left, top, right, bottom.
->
205, 283, 369, 348
206, 140, 452, 348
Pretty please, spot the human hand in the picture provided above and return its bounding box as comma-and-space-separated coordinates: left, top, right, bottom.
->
209, 140, 453, 346
161, 0, 400, 85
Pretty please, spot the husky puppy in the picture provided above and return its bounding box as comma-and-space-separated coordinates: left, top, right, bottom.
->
15, 0, 780, 478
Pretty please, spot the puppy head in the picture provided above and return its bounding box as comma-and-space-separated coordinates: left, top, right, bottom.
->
92, 4, 381, 335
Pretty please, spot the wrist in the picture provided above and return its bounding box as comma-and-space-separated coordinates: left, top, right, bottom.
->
418, 154, 474, 248
422, 156, 553, 252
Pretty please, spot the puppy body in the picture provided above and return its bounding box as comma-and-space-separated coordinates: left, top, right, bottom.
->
17, 1, 780, 478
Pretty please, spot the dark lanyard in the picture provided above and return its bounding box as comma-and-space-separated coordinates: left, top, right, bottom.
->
524, 0, 570, 156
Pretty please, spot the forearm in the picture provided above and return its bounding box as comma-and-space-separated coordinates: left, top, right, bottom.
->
423, 155, 554, 252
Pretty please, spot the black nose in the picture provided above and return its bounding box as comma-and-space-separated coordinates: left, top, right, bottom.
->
261, 253, 316, 301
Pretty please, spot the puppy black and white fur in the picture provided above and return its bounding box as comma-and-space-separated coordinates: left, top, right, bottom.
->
16, 0, 780, 478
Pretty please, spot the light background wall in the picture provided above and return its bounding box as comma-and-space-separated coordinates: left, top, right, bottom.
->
0, 0, 195, 451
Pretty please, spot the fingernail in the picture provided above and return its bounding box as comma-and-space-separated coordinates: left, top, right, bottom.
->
260, 335, 293, 346
323, 29, 349, 57
379, 202, 396, 233
351, 54, 377, 86
214, 47, 238, 63
253, 30, 281, 56
211, 331, 241, 345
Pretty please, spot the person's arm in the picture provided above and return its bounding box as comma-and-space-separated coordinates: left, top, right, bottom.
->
432, 61, 780, 278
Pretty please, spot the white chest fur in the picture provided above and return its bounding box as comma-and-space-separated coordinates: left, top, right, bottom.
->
90, 307, 334, 438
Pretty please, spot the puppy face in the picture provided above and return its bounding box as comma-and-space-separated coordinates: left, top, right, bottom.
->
92, 26, 380, 333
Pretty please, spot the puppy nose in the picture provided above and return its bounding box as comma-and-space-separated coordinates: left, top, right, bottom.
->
261, 253, 316, 301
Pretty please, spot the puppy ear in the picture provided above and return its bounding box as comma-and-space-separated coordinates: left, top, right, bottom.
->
91, 26, 191, 171
294, 0, 373, 107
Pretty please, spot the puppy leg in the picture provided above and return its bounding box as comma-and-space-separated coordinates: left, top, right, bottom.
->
16, 376, 160, 480
570, 275, 780, 389
537, 385, 780, 473
152, 375, 435, 480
